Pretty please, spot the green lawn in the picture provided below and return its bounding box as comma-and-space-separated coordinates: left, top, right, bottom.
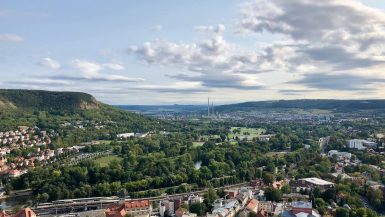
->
93, 155, 123, 167
228, 127, 266, 141
192, 142, 205, 147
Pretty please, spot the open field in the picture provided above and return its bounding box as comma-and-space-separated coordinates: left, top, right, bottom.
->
192, 142, 205, 147
228, 127, 266, 140
93, 155, 123, 167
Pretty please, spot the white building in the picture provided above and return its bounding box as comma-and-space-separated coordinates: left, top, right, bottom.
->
328, 150, 352, 159
117, 133, 135, 139
347, 139, 367, 150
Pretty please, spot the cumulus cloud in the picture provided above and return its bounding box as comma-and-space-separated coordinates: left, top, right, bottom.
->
0, 34, 24, 42
71, 59, 103, 77
38, 57, 61, 70
194, 24, 226, 34
239, 0, 385, 72
129, 35, 266, 89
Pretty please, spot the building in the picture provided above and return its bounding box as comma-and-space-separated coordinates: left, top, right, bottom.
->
116, 133, 135, 139
327, 150, 352, 159
281, 201, 320, 217
290, 178, 334, 192
0, 211, 10, 217
347, 139, 377, 150
258, 201, 274, 213
13, 208, 37, 217
105, 200, 151, 217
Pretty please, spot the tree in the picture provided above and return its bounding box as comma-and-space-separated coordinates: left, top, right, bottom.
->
264, 187, 282, 202
189, 202, 206, 216
336, 208, 349, 217
204, 188, 218, 208
263, 172, 275, 186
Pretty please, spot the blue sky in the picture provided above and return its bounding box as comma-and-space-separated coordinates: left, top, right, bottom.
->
1, 0, 385, 104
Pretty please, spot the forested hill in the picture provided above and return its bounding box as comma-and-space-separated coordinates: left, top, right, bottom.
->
0, 89, 100, 111
215, 99, 385, 112
0, 89, 158, 133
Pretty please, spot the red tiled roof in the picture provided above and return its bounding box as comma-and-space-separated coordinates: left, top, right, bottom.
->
13, 208, 36, 217
0, 211, 10, 217
8, 170, 20, 175
105, 204, 126, 217
246, 199, 258, 211
125, 200, 150, 209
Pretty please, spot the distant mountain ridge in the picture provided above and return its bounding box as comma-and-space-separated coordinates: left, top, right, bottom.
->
215, 99, 385, 112
0, 89, 101, 111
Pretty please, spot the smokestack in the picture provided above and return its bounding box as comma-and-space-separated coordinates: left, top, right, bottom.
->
208, 97, 210, 117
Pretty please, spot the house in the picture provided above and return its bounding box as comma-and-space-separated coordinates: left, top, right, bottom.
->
117, 133, 135, 139
105, 205, 127, 217
13, 208, 37, 217
238, 198, 259, 217
187, 194, 204, 205
8, 170, 21, 178
236, 188, 253, 206
258, 201, 274, 213
105, 200, 151, 217
0, 210, 10, 217
225, 189, 238, 199
175, 207, 197, 217
280, 201, 320, 217
328, 150, 352, 159
290, 178, 334, 192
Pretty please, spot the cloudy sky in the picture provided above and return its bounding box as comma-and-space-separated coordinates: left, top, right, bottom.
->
1, 0, 385, 104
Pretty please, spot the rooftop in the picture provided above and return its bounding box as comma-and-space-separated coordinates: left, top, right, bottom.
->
291, 201, 312, 209
299, 177, 334, 186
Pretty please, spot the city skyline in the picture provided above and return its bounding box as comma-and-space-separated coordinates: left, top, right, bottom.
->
1, 0, 385, 104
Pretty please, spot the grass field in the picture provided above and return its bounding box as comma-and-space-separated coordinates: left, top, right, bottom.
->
192, 142, 205, 147
228, 127, 266, 141
93, 155, 123, 167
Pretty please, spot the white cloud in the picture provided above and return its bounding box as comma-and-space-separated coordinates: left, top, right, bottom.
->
194, 24, 226, 34
103, 63, 125, 70
239, 0, 385, 71
129, 35, 267, 89
71, 59, 125, 76
71, 59, 102, 77
0, 34, 24, 42
38, 57, 61, 70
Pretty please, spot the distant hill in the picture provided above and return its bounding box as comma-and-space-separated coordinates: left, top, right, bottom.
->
0, 89, 100, 111
215, 99, 385, 112
117, 104, 206, 114
0, 89, 158, 132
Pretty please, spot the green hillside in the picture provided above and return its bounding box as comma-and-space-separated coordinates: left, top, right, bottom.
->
0, 89, 158, 134
0, 89, 100, 111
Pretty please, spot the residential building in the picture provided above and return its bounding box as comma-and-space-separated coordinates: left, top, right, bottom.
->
105, 200, 151, 217
13, 208, 37, 217
327, 150, 352, 159
290, 178, 334, 192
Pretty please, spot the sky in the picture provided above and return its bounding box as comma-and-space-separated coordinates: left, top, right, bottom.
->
1, 0, 385, 105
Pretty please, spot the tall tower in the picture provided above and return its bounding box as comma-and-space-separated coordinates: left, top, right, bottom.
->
207, 97, 210, 117
212, 101, 214, 116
